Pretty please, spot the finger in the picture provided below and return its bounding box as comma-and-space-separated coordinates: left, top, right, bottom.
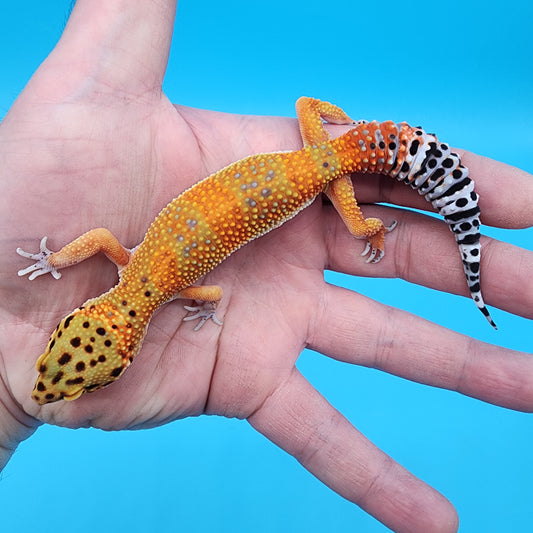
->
44, 0, 177, 92
346, 152, 533, 229
308, 283, 533, 412
457, 150, 533, 228
323, 203, 533, 319
248, 368, 459, 533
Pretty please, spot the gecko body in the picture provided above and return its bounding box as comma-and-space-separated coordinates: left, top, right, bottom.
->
17, 98, 495, 404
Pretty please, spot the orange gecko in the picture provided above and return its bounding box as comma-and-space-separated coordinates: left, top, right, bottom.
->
17, 97, 495, 405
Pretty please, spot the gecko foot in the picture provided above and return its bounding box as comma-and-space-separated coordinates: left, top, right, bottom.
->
183, 303, 223, 331
360, 220, 397, 264
16, 236, 61, 280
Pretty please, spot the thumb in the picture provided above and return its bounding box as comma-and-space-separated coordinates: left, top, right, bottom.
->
24, 0, 177, 100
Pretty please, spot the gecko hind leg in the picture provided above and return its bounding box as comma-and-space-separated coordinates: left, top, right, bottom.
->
295, 96, 356, 146
295, 97, 397, 264
326, 176, 397, 264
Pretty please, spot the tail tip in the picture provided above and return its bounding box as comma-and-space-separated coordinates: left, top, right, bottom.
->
480, 305, 497, 330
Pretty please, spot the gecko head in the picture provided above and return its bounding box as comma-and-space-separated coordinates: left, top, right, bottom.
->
31, 306, 130, 405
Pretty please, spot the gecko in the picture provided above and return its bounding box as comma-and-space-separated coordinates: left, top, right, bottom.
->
17, 97, 496, 405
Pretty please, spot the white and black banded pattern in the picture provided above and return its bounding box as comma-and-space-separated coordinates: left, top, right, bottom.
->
384, 123, 496, 328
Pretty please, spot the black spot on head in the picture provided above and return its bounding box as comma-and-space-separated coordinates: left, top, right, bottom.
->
49, 339, 55, 350
45, 393, 55, 401
112, 324, 118, 329
90, 359, 97, 367
37, 381, 46, 392
39, 364, 47, 373
52, 371, 64, 385
70, 337, 81, 348
98, 355, 106, 362
129, 310, 136, 317
104, 340, 112, 347
58, 353, 72, 365
57, 330, 62, 338
84, 345, 93, 354
83, 321, 90, 328
110, 367, 123, 377
144, 291, 151, 297
76, 361, 86, 372
96, 327, 106, 336
65, 377, 84, 386
64, 315, 74, 329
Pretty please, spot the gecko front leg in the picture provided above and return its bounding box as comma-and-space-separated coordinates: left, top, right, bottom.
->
178, 284, 224, 331
17, 236, 62, 280
17, 228, 132, 280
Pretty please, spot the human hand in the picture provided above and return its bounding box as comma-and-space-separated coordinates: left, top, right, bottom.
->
1, 2, 532, 532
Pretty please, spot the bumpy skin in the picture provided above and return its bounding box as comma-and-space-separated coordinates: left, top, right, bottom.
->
17, 97, 495, 405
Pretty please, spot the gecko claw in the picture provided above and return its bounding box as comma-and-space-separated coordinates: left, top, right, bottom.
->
385, 220, 398, 232
16, 236, 61, 280
361, 241, 384, 263
360, 219, 397, 264
183, 303, 223, 331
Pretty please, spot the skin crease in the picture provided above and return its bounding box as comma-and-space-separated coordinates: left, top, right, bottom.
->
0, 1, 533, 532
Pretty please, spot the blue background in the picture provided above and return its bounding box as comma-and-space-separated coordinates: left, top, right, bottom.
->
1, 1, 532, 531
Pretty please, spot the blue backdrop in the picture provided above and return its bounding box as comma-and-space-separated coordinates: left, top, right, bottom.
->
1, 1, 532, 531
